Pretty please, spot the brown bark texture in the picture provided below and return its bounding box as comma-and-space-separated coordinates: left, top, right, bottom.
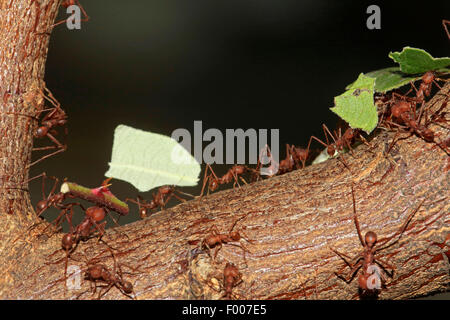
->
0, 0, 449, 300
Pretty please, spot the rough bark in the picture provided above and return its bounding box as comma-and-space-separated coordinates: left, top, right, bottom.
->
0, 0, 61, 297
0, 0, 448, 300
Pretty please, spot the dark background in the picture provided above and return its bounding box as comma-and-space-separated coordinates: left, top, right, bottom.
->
28, 0, 449, 299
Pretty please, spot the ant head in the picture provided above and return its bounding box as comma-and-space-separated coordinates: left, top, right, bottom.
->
36, 200, 47, 212
140, 207, 148, 219
234, 166, 245, 174
422, 71, 434, 84
61, 233, 73, 251
122, 281, 133, 294
295, 148, 308, 160
344, 128, 355, 139
422, 129, 434, 142
364, 231, 377, 248
327, 145, 335, 157
224, 263, 239, 277
87, 265, 104, 279
391, 101, 410, 118
230, 231, 241, 241
160, 185, 173, 194
209, 179, 218, 191
35, 126, 48, 138
86, 206, 106, 222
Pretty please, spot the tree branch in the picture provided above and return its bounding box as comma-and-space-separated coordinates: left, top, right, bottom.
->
0, 0, 448, 300
5, 84, 449, 300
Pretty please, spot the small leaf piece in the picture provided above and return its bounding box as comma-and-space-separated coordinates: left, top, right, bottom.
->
105, 125, 201, 192
389, 47, 450, 74
331, 73, 378, 134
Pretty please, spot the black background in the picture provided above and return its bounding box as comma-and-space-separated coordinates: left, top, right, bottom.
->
28, 0, 449, 299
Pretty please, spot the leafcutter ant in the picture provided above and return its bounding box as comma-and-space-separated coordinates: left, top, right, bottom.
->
72, 246, 136, 300
221, 262, 243, 300
201, 212, 254, 263
29, 87, 68, 167
311, 124, 358, 170
199, 164, 249, 197
126, 185, 193, 218
331, 184, 425, 297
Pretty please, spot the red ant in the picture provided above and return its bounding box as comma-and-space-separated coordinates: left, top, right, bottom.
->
331, 184, 425, 297
221, 262, 243, 300
29, 173, 72, 217
290, 137, 314, 169
201, 212, 254, 263
50, 0, 90, 29
251, 144, 279, 181
277, 144, 295, 175
407, 71, 447, 104
29, 88, 68, 167
76, 247, 135, 300
199, 164, 249, 197
61, 206, 108, 253
311, 124, 359, 169
126, 185, 192, 218
60, 206, 109, 284
382, 97, 449, 155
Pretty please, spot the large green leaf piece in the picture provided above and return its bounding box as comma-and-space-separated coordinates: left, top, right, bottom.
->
331, 73, 377, 134
389, 47, 450, 74
364, 67, 419, 93
105, 125, 201, 192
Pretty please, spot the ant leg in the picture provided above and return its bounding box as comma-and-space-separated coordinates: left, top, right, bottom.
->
323, 124, 338, 146
375, 199, 425, 253
228, 212, 252, 234
27, 146, 66, 168
199, 165, 212, 198
303, 136, 314, 168
105, 208, 130, 240
310, 135, 329, 149
330, 247, 363, 270
350, 184, 365, 247
213, 243, 223, 261
231, 171, 241, 189
443, 20, 450, 39
75, 0, 90, 22
335, 260, 363, 284
43, 87, 61, 109
374, 257, 396, 278
171, 192, 187, 203
227, 242, 250, 265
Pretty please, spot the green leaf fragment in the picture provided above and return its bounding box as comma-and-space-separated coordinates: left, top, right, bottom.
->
365, 67, 419, 93
105, 124, 201, 192
389, 47, 450, 74
331, 73, 378, 134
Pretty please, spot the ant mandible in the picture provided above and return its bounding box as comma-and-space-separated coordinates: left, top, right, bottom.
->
201, 212, 254, 263
331, 184, 425, 296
